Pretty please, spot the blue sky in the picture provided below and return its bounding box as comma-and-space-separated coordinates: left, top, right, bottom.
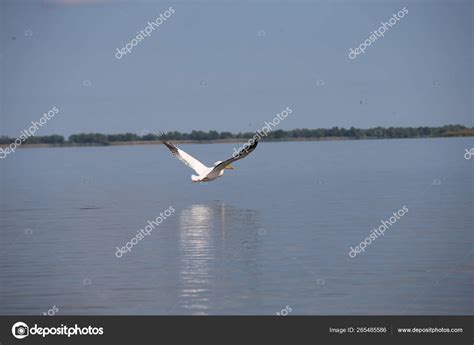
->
0, 0, 472, 137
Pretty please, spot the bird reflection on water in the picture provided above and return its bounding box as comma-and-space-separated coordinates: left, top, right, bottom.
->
173, 202, 262, 314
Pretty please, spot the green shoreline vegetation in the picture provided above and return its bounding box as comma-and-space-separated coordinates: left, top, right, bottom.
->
0, 125, 472, 148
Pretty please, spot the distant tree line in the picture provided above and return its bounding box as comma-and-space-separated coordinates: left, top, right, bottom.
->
0, 125, 471, 145
0, 135, 65, 145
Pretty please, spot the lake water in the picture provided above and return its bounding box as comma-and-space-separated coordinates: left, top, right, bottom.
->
0, 138, 472, 315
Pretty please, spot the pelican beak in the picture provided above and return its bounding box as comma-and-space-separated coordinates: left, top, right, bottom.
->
224, 165, 234, 170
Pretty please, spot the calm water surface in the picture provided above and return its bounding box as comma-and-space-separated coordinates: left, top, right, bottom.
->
0, 138, 472, 314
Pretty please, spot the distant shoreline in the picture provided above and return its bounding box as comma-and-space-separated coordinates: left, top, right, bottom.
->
1, 137, 351, 149
2, 133, 472, 150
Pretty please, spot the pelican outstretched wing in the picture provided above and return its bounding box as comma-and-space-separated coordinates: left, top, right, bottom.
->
161, 141, 209, 176
207, 138, 259, 179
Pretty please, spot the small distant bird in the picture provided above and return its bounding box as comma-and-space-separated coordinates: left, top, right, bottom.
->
161, 137, 259, 183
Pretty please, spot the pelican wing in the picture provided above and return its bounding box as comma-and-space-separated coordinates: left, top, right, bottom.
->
162, 141, 209, 176
207, 138, 259, 179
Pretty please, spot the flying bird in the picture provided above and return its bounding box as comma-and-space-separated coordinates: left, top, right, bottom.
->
161, 137, 259, 182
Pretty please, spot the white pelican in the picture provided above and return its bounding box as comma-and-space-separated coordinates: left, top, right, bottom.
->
161, 138, 259, 182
